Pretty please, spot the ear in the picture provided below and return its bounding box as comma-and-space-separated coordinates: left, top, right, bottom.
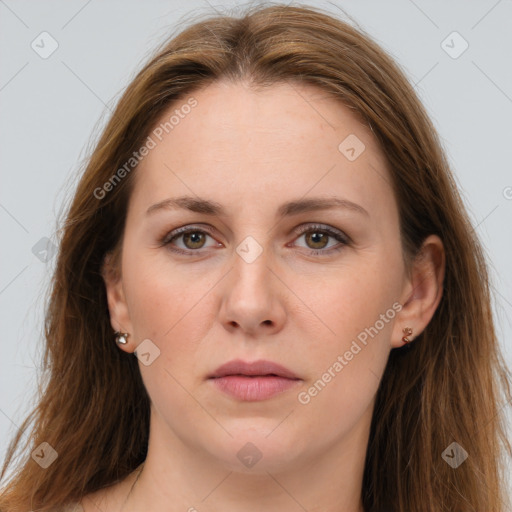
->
391, 234, 445, 348
102, 250, 134, 353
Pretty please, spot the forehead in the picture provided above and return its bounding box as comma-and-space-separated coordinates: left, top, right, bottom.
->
130, 80, 395, 220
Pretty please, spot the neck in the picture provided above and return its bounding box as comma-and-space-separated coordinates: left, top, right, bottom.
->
115, 405, 371, 512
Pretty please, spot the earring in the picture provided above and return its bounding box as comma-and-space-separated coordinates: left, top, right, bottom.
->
402, 327, 413, 344
115, 331, 129, 345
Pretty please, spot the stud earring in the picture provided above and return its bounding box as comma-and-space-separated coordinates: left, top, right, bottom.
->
115, 331, 129, 345
402, 327, 413, 344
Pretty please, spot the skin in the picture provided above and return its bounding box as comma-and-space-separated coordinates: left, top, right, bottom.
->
87, 80, 445, 512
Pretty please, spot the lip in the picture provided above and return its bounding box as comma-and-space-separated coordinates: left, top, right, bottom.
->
208, 359, 301, 401
209, 359, 299, 379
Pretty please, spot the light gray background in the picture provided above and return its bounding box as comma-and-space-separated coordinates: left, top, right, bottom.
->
1, 0, 511, 499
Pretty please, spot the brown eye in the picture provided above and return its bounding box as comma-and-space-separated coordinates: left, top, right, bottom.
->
181, 231, 207, 250
161, 223, 348, 257
161, 226, 220, 255
293, 224, 349, 256
304, 231, 330, 250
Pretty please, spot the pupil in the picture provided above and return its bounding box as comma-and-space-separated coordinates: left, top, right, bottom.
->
185, 232, 204, 248
308, 232, 327, 249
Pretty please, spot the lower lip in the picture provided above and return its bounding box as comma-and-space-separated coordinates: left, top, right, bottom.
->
210, 375, 301, 401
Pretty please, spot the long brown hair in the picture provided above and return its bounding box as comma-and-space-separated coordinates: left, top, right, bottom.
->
1, 3, 510, 511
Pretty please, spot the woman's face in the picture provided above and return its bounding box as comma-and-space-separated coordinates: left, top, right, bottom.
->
105, 80, 416, 473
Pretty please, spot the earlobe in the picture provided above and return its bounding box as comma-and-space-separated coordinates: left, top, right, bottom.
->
392, 234, 445, 348
401, 326, 413, 344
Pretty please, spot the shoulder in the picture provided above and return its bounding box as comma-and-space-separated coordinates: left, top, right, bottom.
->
62, 504, 84, 512
67, 464, 143, 512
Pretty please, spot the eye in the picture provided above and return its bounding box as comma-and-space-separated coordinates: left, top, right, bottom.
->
160, 223, 349, 257
292, 224, 349, 256
160, 225, 220, 255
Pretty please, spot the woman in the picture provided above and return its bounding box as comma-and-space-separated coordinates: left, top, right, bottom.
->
1, 3, 510, 512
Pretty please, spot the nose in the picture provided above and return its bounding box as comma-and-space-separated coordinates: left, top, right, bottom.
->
218, 246, 287, 337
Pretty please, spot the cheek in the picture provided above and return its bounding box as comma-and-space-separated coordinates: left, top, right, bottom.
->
122, 255, 216, 417
123, 246, 211, 334
294, 253, 400, 352
123, 251, 220, 384
292, 252, 400, 416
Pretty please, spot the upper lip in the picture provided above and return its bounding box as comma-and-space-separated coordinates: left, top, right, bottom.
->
209, 359, 300, 380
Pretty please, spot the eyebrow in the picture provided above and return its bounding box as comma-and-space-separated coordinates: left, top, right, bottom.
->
146, 195, 369, 218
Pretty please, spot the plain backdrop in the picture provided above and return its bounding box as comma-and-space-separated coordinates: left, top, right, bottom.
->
1, 0, 511, 500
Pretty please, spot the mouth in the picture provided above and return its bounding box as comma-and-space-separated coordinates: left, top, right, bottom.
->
208, 359, 301, 401
208, 359, 300, 379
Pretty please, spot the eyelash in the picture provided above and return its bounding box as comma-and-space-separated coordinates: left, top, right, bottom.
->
159, 224, 350, 257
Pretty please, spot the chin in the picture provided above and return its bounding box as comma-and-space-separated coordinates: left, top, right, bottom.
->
204, 428, 305, 474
